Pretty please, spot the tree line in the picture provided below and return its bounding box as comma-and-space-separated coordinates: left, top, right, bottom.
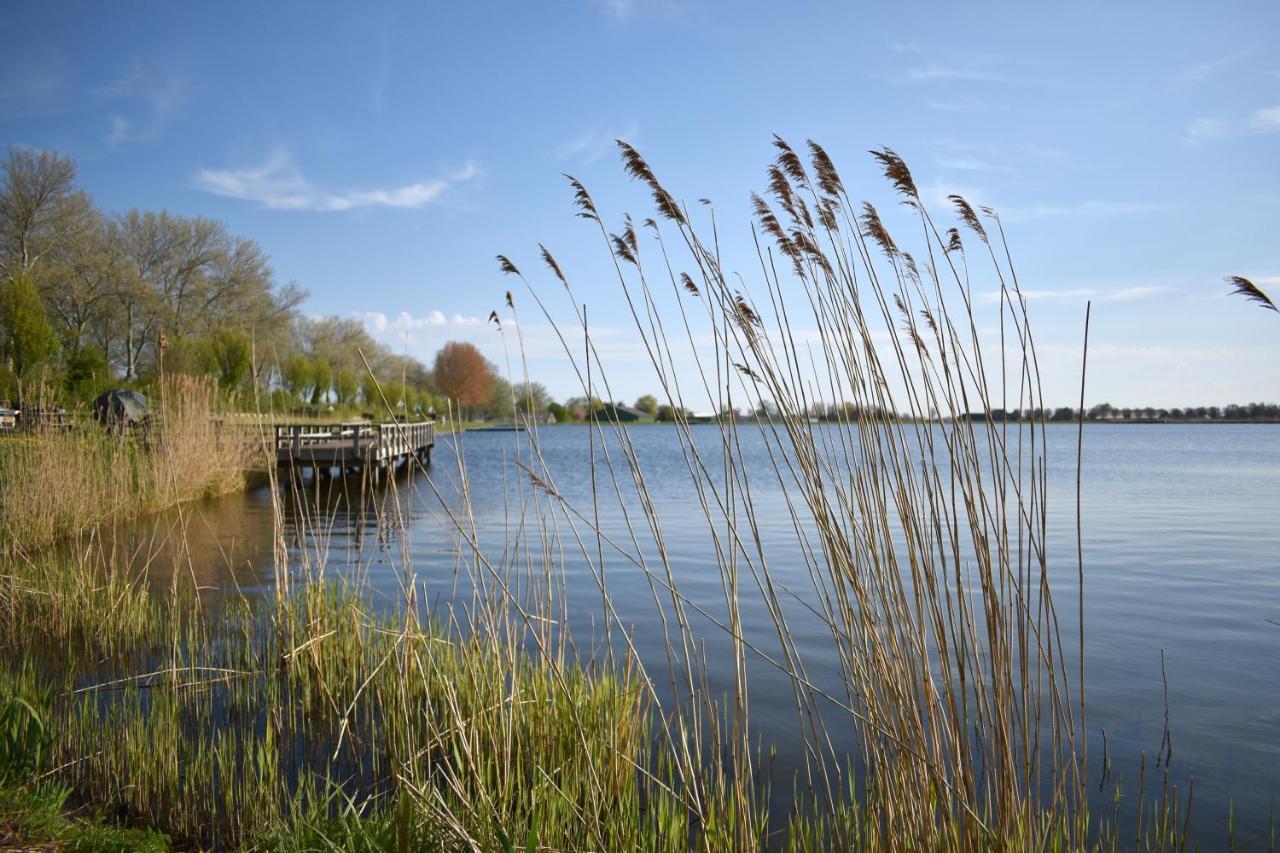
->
0, 146, 553, 420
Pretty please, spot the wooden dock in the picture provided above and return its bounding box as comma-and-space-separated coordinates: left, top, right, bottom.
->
274, 420, 435, 477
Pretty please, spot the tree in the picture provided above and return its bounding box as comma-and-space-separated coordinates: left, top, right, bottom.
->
164, 335, 219, 379
0, 275, 59, 378
513, 381, 550, 413
433, 341, 493, 418
281, 353, 315, 403
213, 330, 252, 391
309, 357, 330, 406
64, 345, 110, 399
0, 147, 91, 278
547, 401, 569, 423
335, 367, 358, 406
634, 394, 658, 416
360, 371, 383, 409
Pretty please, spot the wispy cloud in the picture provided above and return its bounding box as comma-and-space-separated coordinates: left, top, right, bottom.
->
1178, 50, 1251, 82
555, 122, 638, 165
925, 97, 1001, 112
193, 149, 480, 211
935, 155, 1002, 172
905, 65, 1005, 82
1184, 117, 1228, 144
1248, 105, 1280, 131
97, 63, 187, 145
1184, 104, 1280, 144
589, 0, 686, 21
1002, 200, 1170, 222
979, 285, 1169, 304
929, 140, 1076, 173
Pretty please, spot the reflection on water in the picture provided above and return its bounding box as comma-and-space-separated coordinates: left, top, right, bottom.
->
100, 423, 1280, 844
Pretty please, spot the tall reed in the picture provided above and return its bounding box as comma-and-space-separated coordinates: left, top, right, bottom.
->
487, 137, 1147, 848
0, 375, 252, 554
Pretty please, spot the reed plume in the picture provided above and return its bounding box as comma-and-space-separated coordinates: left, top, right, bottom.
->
1226, 275, 1278, 312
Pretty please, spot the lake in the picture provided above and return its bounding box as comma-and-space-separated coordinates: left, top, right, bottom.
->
119, 422, 1280, 844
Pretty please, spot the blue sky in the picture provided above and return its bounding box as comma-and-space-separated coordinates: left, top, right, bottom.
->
3, 0, 1277, 407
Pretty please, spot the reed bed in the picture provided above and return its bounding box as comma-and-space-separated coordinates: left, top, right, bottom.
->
0, 375, 252, 555
0, 140, 1204, 850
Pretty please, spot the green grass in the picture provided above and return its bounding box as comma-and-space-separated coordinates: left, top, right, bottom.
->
0, 780, 170, 852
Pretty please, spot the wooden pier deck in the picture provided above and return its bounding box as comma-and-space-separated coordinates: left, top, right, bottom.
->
274, 420, 435, 476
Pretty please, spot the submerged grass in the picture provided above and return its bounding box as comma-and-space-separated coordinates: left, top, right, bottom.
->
0, 140, 1218, 850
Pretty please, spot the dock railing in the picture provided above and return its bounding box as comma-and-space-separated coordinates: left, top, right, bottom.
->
272, 420, 435, 469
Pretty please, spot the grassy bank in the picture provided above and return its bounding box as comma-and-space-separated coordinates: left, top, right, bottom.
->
0, 377, 255, 555
0, 535, 729, 850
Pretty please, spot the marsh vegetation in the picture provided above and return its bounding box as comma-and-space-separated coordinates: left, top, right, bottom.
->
1, 140, 1249, 850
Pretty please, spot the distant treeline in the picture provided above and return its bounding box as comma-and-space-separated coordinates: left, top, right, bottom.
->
743, 401, 1280, 424
964, 402, 1280, 423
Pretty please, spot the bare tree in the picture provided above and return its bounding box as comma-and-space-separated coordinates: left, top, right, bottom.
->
0, 147, 92, 278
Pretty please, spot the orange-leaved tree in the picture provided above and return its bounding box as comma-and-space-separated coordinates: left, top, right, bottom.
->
432, 340, 493, 420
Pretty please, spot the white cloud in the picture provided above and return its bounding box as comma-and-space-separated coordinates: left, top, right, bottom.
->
935, 155, 998, 172
905, 66, 1004, 82
589, 0, 686, 21
1184, 117, 1228, 144
979, 286, 1168, 304
106, 115, 132, 145
1002, 200, 1169, 222
917, 178, 990, 213
353, 309, 487, 350
1248, 105, 1280, 131
925, 98, 1000, 112
97, 64, 187, 145
1105, 285, 1169, 302
193, 149, 480, 211
555, 122, 639, 165
1183, 105, 1280, 144
1179, 51, 1250, 82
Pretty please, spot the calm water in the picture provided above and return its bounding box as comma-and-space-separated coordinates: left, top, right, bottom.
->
121, 423, 1280, 843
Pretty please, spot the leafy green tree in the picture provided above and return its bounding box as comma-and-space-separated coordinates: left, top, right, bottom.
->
360, 371, 383, 409
0, 275, 59, 377
213, 330, 252, 391
64, 345, 110, 399
309, 358, 331, 406
513, 381, 550, 413
335, 367, 358, 406
634, 394, 658, 416
281, 353, 314, 403
547, 402, 569, 423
